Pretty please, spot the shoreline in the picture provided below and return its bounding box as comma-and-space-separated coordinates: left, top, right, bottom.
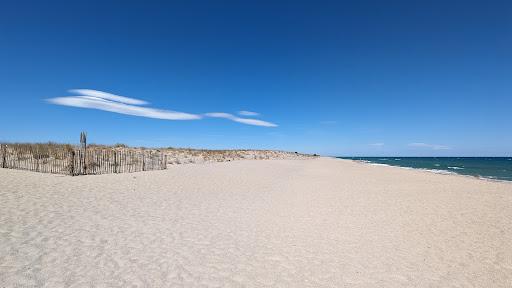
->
335, 157, 512, 184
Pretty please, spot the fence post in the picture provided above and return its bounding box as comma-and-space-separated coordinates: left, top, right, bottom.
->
80, 132, 87, 174
69, 151, 75, 176
35, 146, 40, 172
1, 144, 6, 168
114, 151, 118, 173
82, 151, 87, 174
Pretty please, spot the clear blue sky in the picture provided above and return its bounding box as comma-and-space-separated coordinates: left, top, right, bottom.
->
0, 0, 510, 156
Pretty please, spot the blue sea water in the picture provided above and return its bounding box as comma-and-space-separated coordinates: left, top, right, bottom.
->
337, 157, 512, 182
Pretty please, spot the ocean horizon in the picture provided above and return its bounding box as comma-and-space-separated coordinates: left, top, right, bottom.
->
338, 157, 512, 182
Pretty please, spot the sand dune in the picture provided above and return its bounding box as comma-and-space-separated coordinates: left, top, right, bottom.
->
1, 158, 511, 287
163, 148, 315, 165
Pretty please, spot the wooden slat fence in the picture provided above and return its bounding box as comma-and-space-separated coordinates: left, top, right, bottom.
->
0, 144, 167, 175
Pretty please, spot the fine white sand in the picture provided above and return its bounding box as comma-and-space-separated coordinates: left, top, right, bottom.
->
1, 157, 512, 287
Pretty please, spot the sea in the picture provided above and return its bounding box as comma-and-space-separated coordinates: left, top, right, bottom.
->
337, 157, 512, 182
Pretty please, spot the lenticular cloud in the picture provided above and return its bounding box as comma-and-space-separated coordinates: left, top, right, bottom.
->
238, 110, 260, 117
69, 89, 149, 105
47, 89, 201, 120
204, 112, 277, 127
47, 89, 278, 127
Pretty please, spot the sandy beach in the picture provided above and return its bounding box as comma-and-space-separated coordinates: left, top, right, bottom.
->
1, 157, 511, 287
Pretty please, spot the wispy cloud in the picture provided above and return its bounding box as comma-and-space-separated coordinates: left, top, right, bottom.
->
47, 89, 200, 120
204, 112, 277, 127
238, 110, 260, 116
369, 143, 385, 147
69, 89, 148, 105
408, 142, 450, 150
47, 89, 277, 127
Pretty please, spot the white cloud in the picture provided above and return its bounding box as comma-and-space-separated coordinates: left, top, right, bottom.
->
408, 142, 450, 150
234, 118, 277, 127
238, 110, 260, 116
204, 112, 232, 118
47, 96, 201, 120
47, 89, 278, 127
70, 89, 148, 105
204, 112, 278, 127
369, 143, 385, 147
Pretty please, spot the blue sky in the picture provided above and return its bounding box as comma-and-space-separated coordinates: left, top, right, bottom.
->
0, 0, 510, 156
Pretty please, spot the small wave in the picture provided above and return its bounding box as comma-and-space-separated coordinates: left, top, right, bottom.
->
378, 158, 389, 160
480, 175, 497, 179
394, 158, 401, 161
424, 169, 456, 175
369, 163, 391, 167
434, 164, 440, 167
448, 166, 464, 170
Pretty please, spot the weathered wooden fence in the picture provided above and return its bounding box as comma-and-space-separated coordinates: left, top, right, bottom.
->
0, 144, 167, 175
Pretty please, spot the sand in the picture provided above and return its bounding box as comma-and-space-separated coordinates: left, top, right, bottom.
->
163, 148, 315, 165
1, 157, 511, 287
